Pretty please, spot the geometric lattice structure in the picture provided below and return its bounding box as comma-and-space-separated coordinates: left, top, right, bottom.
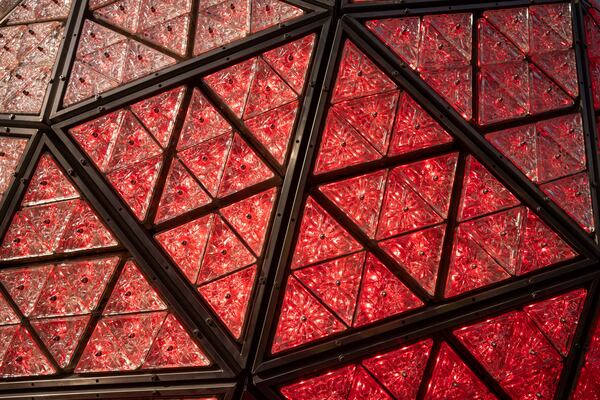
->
0, 0, 600, 399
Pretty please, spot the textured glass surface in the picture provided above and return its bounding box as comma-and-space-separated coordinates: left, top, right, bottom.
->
0, 153, 118, 260
0, 0, 595, 394
280, 288, 586, 399
280, 339, 494, 399
67, 35, 315, 340
77, 260, 210, 372
63, 0, 305, 106
0, 136, 27, 200
0, 0, 72, 113
488, 113, 594, 233
270, 38, 579, 355
367, 4, 577, 124
366, 6, 594, 234
456, 289, 586, 399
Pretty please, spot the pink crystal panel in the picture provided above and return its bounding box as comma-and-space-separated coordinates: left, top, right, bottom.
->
64, 20, 176, 106
0, 3, 70, 114
0, 256, 118, 374
194, 0, 304, 56
0, 136, 28, 199
70, 87, 184, 221
446, 156, 576, 297
366, 14, 473, 120
367, 4, 578, 124
204, 34, 314, 165
0, 153, 118, 261
93, 0, 193, 56
488, 113, 594, 232
76, 260, 210, 372
156, 187, 276, 338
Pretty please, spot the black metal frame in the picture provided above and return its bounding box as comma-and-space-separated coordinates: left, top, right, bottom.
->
0, 0, 598, 398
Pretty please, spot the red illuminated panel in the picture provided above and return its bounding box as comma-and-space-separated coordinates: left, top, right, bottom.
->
64, 0, 305, 105
155, 189, 273, 338
367, 8, 593, 235
77, 260, 210, 372
0, 153, 118, 260
367, 4, 577, 124
586, 4, 600, 110
269, 38, 580, 354
366, 15, 473, 120
279, 339, 493, 399
279, 288, 586, 399
69, 35, 313, 225
446, 156, 575, 297
314, 41, 452, 175
271, 197, 423, 352
0, 256, 118, 370
70, 87, 185, 220
0, 1, 72, 113
456, 289, 587, 398
573, 314, 600, 399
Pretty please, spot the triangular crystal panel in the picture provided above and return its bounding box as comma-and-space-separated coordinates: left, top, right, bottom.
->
362, 339, 432, 399
426, 343, 495, 400
198, 265, 257, 339
523, 288, 586, 356
271, 276, 345, 353
456, 309, 564, 398
0, 153, 117, 261
77, 260, 211, 372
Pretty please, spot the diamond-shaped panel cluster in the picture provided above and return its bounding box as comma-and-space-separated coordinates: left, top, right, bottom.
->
63, 0, 304, 106
279, 288, 586, 399
69, 34, 315, 340
0, 0, 72, 113
269, 40, 579, 354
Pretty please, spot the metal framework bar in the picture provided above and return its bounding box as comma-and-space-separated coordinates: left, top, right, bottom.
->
0, 382, 237, 400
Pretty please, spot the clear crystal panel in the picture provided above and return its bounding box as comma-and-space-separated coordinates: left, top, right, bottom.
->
0, 0, 72, 113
